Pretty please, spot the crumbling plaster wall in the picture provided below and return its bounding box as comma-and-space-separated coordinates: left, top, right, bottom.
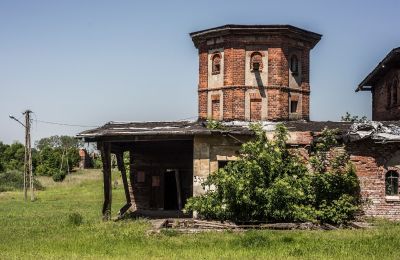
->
193, 135, 244, 196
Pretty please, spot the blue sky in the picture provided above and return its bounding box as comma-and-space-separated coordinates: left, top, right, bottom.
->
1, 0, 399, 144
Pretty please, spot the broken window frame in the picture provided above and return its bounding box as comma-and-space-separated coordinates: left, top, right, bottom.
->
385, 170, 399, 196
211, 53, 221, 75
250, 52, 263, 72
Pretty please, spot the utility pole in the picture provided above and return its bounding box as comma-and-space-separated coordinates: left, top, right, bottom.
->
9, 110, 34, 201
24, 110, 34, 202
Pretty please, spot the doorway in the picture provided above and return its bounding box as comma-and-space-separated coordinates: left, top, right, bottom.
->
164, 170, 179, 210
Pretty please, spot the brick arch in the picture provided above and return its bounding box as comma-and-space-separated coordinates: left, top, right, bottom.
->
210, 52, 222, 75
250, 51, 264, 71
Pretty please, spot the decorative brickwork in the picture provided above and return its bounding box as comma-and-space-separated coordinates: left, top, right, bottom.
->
191, 25, 321, 121
357, 47, 400, 121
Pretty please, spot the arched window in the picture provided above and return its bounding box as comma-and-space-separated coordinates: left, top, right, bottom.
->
387, 83, 392, 108
385, 171, 399, 196
290, 54, 299, 75
393, 78, 398, 106
211, 53, 221, 74
250, 52, 263, 71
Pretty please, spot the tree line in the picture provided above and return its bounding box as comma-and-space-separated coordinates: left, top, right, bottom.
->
0, 136, 81, 191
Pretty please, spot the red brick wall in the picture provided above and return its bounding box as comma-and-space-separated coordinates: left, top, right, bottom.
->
372, 69, 400, 121
346, 140, 400, 220
250, 98, 262, 121
211, 94, 220, 120
198, 91, 207, 119
286, 132, 400, 220
195, 35, 313, 121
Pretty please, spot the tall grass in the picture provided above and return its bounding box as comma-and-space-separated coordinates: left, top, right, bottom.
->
0, 169, 399, 259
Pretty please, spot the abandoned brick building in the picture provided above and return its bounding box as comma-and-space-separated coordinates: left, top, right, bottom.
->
78, 25, 400, 220
357, 47, 400, 121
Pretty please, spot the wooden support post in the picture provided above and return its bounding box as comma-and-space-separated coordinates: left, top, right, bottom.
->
99, 142, 112, 221
116, 152, 132, 216
175, 170, 182, 210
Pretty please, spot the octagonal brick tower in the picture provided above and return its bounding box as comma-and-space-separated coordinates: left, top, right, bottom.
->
190, 24, 321, 121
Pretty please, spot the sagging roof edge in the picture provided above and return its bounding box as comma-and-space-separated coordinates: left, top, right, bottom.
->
356, 47, 400, 92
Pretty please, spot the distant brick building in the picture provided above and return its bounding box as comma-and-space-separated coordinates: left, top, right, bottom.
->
191, 25, 321, 121
357, 47, 400, 121
79, 25, 400, 221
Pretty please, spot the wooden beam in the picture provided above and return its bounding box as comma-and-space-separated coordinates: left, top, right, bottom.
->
175, 170, 182, 210
99, 142, 112, 221
116, 151, 132, 216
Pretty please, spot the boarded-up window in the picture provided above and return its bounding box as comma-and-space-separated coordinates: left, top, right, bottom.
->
211, 94, 220, 120
137, 171, 145, 183
250, 93, 262, 121
152, 176, 160, 187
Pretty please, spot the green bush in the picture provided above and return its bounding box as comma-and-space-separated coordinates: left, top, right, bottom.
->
185, 124, 360, 224
52, 171, 66, 182
0, 170, 44, 192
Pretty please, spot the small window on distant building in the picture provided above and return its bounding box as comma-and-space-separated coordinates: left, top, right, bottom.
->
290, 54, 299, 75
212, 53, 221, 74
386, 171, 399, 196
290, 100, 298, 113
250, 52, 263, 71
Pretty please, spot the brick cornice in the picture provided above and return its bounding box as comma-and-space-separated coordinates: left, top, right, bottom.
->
198, 85, 311, 94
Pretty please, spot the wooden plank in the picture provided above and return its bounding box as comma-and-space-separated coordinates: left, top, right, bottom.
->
99, 142, 112, 221
116, 151, 132, 216
175, 170, 182, 210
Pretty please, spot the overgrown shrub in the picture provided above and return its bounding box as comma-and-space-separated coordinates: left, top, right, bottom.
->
52, 171, 67, 182
185, 123, 360, 224
0, 170, 44, 192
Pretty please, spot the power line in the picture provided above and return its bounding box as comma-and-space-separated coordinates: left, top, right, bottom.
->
35, 119, 100, 128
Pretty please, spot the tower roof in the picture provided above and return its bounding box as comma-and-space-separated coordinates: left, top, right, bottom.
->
190, 24, 322, 48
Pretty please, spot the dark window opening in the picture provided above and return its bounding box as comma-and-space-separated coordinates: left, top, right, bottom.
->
250, 52, 263, 71
212, 53, 221, 75
218, 160, 229, 169
290, 100, 298, 113
164, 170, 179, 210
290, 55, 299, 75
385, 170, 399, 196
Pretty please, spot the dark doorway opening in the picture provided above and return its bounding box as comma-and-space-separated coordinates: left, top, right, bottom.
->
164, 170, 178, 210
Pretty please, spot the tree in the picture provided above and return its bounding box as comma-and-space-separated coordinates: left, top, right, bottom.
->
34, 135, 81, 181
341, 112, 367, 123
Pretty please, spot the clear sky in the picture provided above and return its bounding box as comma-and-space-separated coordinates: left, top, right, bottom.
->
1, 0, 399, 144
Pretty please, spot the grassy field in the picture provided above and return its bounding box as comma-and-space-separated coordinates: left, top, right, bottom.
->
0, 169, 399, 259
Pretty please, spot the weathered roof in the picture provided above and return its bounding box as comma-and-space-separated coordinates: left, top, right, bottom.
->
77, 120, 253, 142
77, 120, 382, 142
356, 47, 400, 92
190, 24, 322, 48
